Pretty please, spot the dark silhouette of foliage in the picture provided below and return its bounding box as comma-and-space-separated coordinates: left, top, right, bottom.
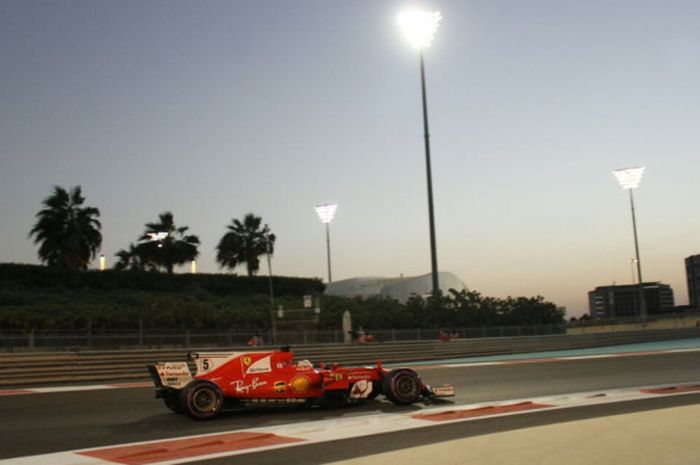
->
216, 213, 275, 276
134, 212, 200, 273
29, 186, 102, 269
114, 243, 145, 271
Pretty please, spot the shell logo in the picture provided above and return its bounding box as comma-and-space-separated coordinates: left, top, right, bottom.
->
290, 376, 311, 393
274, 381, 286, 393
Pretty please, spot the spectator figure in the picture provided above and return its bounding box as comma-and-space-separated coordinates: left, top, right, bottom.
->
438, 329, 450, 342
247, 334, 263, 346
356, 327, 366, 344
449, 329, 459, 339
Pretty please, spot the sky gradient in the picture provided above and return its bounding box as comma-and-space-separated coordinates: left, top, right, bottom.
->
2, 1, 699, 317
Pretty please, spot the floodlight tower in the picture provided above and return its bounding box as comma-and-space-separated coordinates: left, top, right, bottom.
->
613, 166, 647, 322
398, 9, 442, 296
315, 203, 338, 283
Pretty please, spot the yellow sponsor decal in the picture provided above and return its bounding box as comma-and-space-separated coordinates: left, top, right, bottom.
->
334, 373, 343, 381
290, 376, 311, 393
274, 381, 286, 393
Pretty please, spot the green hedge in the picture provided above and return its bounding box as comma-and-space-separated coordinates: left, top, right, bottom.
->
0, 263, 324, 296
0, 263, 564, 332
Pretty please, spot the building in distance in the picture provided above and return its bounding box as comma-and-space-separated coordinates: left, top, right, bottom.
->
325, 272, 466, 303
588, 283, 675, 319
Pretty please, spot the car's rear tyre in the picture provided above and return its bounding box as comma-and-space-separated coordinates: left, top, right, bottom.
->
163, 394, 184, 414
181, 381, 224, 420
383, 369, 421, 405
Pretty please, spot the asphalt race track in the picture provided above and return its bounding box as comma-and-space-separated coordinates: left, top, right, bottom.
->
1, 344, 699, 464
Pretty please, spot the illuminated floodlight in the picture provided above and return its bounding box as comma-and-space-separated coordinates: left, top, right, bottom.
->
315, 203, 338, 283
398, 10, 442, 49
612, 166, 648, 321
147, 232, 169, 241
613, 166, 645, 190
397, 9, 443, 295
147, 231, 168, 248
314, 203, 338, 224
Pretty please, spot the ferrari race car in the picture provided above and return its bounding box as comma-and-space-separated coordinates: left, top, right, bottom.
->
148, 348, 454, 420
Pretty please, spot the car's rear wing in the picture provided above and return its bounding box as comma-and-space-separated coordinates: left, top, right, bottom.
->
148, 361, 193, 390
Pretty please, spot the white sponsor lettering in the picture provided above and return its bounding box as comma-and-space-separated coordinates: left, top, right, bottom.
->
231, 377, 268, 394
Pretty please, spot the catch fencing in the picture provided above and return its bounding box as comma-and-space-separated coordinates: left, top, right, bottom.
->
0, 325, 567, 352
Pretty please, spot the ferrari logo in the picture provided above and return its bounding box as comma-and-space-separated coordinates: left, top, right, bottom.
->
242, 356, 252, 366
334, 373, 343, 381
274, 381, 286, 393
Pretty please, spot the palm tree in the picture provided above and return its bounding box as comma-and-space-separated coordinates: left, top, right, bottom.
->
135, 212, 199, 273
216, 213, 275, 276
114, 243, 145, 271
29, 186, 102, 269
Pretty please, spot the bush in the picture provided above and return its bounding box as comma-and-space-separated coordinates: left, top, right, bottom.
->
0, 263, 323, 296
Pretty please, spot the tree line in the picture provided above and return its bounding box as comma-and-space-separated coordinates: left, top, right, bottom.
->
22, 185, 567, 328
29, 186, 274, 275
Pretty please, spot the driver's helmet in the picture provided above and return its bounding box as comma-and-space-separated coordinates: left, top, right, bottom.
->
296, 359, 313, 369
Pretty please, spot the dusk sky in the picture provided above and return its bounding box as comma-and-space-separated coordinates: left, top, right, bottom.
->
2, 1, 699, 317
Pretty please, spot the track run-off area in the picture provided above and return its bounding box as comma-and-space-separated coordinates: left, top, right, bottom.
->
1, 338, 699, 465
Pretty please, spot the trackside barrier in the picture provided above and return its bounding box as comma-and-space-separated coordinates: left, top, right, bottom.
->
0, 326, 569, 351
0, 328, 695, 388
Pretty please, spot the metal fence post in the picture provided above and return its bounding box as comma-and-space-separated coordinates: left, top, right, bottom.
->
87, 318, 93, 348
138, 319, 144, 346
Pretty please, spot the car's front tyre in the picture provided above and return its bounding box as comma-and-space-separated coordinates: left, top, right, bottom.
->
383, 369, 421, 405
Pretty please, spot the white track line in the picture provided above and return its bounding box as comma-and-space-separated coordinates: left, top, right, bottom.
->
2, 381, 699, 465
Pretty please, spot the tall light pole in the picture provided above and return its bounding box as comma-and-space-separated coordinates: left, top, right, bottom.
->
266, 235, 275, 310
315, 203, 338, 283
398, 9, 442, 296
613, 166, 647, 322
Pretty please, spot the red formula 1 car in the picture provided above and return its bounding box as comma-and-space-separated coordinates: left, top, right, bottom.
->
148, 347, 454, 420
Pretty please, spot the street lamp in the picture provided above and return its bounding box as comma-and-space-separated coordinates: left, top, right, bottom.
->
398, 9, 442, 296
613, 166, 647, 322
315, 203, 338, 283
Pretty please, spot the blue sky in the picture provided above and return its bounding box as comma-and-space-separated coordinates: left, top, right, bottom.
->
1, 1, 699, 316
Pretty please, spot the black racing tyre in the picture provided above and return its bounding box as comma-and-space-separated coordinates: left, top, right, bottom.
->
163, 394, 184, 414
382, 369, 421, 405
180, 381, 224, 420
367, 381, 382, 400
